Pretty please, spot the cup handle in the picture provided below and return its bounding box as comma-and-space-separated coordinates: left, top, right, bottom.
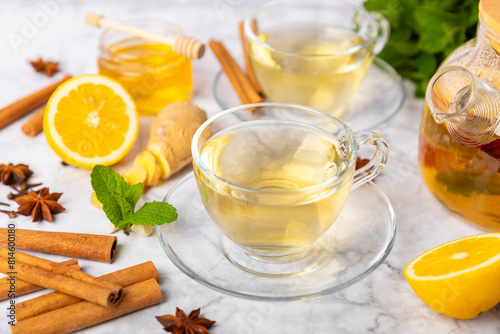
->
352, 131, 389, 190
370, 12, 390, 55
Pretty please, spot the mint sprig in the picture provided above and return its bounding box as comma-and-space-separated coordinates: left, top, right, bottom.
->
90, 165, 178, 232
364, 0, 479, 97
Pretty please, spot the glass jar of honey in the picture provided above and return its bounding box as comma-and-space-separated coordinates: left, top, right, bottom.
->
98, 18, 192, 115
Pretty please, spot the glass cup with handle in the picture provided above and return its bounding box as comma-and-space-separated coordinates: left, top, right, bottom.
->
244, 0, 389, 118
191, 103, 388, 276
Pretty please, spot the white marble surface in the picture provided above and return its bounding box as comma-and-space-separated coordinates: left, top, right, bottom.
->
0, 1, 499, 333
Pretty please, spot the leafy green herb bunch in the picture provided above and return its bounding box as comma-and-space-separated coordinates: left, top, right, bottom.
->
364, 0, 479, 97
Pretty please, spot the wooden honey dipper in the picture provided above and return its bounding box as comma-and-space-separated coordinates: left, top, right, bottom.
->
84, 13, 205, 59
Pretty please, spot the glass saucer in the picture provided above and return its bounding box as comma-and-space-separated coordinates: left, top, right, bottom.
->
213, 57, 406, 131
157, 173, 397, 301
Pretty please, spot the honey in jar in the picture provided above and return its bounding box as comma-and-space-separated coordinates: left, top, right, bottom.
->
98, 19, 192, 115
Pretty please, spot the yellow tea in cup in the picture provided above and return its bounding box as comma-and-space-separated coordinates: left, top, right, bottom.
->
244, 0, 389, 116
198, 120, 353, 257
249, 24, 372, 116
192, 103, 389, 266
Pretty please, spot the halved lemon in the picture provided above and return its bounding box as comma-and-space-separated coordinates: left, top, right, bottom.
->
44, 75, 138, 168
404, 233, 500, 319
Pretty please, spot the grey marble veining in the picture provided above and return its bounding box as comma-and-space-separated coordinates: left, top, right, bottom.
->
1, 1, 500, 333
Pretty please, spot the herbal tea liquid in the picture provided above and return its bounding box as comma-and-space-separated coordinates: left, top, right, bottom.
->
98, 38, 192, 115
419, 105, 500, 231
248, 23, 373, 116
195, 121, 353, 257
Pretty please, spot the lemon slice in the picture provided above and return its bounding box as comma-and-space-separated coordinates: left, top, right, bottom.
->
44, 75, 138, 168
404, 233, 500, 319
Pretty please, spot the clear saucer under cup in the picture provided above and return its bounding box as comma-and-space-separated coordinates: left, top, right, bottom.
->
157, 173, 396, 301
213, 57, 406, 131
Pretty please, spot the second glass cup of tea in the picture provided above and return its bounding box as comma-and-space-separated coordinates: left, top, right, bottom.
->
192, 103, 389, 276
244, 0, 389, 117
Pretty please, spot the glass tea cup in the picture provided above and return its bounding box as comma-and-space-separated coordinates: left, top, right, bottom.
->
192, 103, 388, 275
244, 0, 389, 117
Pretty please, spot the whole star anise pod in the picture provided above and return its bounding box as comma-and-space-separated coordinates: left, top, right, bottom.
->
16, 188, 65, 222
156, 308, 216, 334
29, 58, 60, 77
0, 163, 33, 185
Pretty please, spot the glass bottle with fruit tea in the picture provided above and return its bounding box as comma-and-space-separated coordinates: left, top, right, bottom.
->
419, 0, 500, 231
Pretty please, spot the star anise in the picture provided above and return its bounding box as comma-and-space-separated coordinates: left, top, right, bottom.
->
16, 188, 65, 222
156, 308, 216, 334
29, 58, 60, 77
0, 163, 33, 185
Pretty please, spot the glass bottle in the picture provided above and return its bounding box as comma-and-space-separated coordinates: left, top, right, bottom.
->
419, 0, 500, 231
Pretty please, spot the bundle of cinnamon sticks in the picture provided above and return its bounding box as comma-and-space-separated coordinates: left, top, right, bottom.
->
11, 261, 161, 334
0, 248, 123, 307
209, 19, 264, 107
0, 74, 71, 136
0, 229, 163, 333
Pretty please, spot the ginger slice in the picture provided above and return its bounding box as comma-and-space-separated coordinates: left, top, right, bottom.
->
122, 166, 148, 189
131, 224, 154, 237
90, 192, 103, 209
133, 150, 161, 187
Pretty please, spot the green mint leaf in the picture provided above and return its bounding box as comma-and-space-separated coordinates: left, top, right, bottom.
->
109, 190, 135, 227
121, 201, 178, 226
125, 183, 143, 209
415, 53, 437, 78
90, 165, 139, 226
384, 40, 419, 57
417, 31, 449, 54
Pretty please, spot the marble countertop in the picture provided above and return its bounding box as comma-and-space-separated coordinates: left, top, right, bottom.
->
1, 1, 499, 333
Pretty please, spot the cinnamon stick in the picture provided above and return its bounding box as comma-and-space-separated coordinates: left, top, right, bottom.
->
21, 103, 45, 137
239, 20, 263, 95
209, 39, 263, 106
0, 249, 122, 307
12, 278, 162, 334
0, 258, 79, 301
0, 228, 117, 263
17, 261, 159, 321
0, 74, 71, 130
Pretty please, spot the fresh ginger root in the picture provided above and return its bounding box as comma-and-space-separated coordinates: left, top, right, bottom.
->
126, 101, 207, 187
146, 101, 207, 181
